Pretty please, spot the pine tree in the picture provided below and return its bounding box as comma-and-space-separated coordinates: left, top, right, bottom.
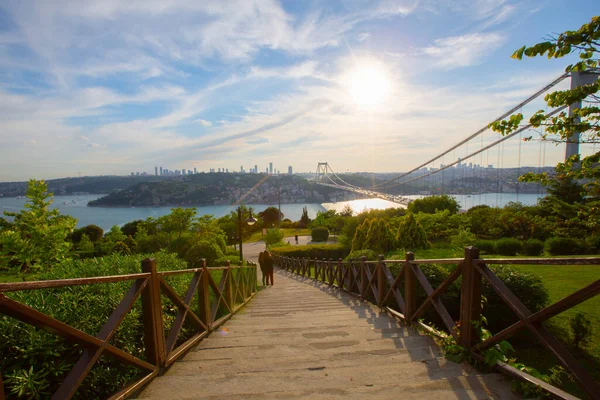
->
363, 218, 395, 255
397, 213, 429, 250
351, 218, 371, 252
299, 206, 311, 228
77, 233, 95, 258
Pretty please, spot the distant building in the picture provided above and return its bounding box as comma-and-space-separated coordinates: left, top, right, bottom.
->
288, 166, 293, 175
155, 166, 158, 176
269, 162, 273, 174
194, 167, 197, 174
159, 166, 163, 175
254, 165, 258, 173
136, 172, 140, 176
240, 166, 243, 172
131, 172, 134, 176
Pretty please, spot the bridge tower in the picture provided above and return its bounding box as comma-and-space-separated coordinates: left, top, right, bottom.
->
315, 162, 329, 182
566, 70, 599, 160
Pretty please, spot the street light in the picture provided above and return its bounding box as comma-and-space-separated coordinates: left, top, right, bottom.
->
238, 206, 257, 263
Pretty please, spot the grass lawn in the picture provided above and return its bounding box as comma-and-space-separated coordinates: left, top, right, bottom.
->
244, 228, 310, 243
0, 272, 28, 283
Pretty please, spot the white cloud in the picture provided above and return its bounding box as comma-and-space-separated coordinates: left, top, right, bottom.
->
197, 119, 212, 127
24, 139, 36, 145
357, 32, 370, 42
422, 32, 505, 68
80, 135, 90, 141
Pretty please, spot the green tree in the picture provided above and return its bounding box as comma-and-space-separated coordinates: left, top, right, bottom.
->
156, 207, 197, 241
259, 207, 283, 228
71, 224, 104, 243
0, 180, 76, 272
100, 225, 128, 255
299, 206, 311, 228
490, 16, 600, 197
408, 194, 460, 215
265, 229, 285, 246
363, 218, 395, 254
397, 213, 429, 250
76, 233, 95, 258
120, 220, 143, 237
351, 218, 372, 252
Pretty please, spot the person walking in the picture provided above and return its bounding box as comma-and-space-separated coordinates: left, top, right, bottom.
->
263, 251, 274, 286
294, 234, 298, 245
258, 251, 266, 286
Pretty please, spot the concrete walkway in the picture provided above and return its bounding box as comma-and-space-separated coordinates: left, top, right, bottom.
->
139, 269, 515, 399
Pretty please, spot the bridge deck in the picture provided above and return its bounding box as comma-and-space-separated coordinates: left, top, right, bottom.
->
139, 269, 516, 399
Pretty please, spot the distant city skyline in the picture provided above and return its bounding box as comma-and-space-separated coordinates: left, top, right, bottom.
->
0, 2, 597, 181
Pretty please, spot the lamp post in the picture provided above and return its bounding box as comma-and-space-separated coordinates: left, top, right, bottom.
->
238, 206, 257, 263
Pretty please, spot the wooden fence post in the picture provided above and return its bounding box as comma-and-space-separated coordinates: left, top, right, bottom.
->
328, 258, 333, 286
224, 260, 233, 310
377, 255, 386, 308
197, 259, 212, 332
141, 258, 166, 371
337, 258, 343, 290
360, 256, 368, 299
404, 252, 416, 321
459, 246, 482, 349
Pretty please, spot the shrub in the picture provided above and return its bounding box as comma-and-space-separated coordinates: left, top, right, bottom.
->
570, 313, 592, 349
495, 238, 523, 256
588, 236, 600, 254
311, 227, 329, 242
215, 255, 241, 266
120, 220, 143, 237
476, 240, 496, 254
522, 239, 545, 256
344, 249, 378, 262
0, 252, 191, 399
407, 194, 460, 215
397, 213, 429, 250
72, 224, 104, 243
184, 240, 224, 267
351, 218, 371, 251
546, 237, 587, 255
270, 244, 348, 260
363, 218, 396, 254
265, 229, 285, 246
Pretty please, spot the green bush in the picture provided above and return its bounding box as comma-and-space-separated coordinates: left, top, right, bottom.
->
495, 237, 523, 256
546, 237, 587, 255
476, 240, 496, 254
0, 252, 193, 399
184, 240, 224, 267
522, 239, 545, 256
311, 227, 329, 242
397, 213, 429, 250
344, 249, 378, 261
363, 218, 396, 254
270, 244, 348, 260
570, 312, 592, 349
71, 224, 104, 243
351, 218, 371, 251
265, 229, 285, 246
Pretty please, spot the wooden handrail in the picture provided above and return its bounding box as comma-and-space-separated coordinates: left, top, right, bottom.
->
273, 249, 600, 400
0, 259, 258, 399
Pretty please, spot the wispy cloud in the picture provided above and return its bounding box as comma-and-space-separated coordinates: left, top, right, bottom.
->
422, 32, 505, 68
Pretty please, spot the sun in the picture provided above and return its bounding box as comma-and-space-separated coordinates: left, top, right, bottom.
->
346, 62, 391, 108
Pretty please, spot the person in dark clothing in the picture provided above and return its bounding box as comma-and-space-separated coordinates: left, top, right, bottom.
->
258, 251, 266, 286
294, 234, 298, 245
263, 251, 274, 286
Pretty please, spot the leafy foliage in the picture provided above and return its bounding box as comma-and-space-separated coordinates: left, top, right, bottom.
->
363, 218, 396, 254
570, 312, 593, 349
407, 194, 460, 215
546, 237, 587, 255
270, 243, 348, 260
264, 228, 284, 246
311, 226, 330, 242
258, 206, 283, 228
495, 237, 523, 256
71, 224, 104, 243
351, 218, 371, 251
522, 239, 545, 256
0, 180, 77, 273
343, 249, 378, 261
299, 206, 311, 228
396, 213, 429, 250
491, 16, 600, 199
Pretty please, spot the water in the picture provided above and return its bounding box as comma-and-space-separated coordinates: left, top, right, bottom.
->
0, 195, 326, 230
0, 192, 545, 230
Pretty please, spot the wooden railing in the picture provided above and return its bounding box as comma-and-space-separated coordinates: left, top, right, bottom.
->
273, 248, 600, 400
0, 259, 257, 400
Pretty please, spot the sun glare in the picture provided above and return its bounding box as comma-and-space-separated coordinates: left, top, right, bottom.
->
347, 63, 391, 108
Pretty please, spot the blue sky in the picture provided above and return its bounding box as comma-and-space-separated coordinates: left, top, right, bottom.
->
0, 0, 597, 181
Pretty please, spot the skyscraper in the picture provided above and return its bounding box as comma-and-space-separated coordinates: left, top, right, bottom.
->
160, 166, 163, 176
269, 162, 273, 174
288, 166, 292, 175
254, 165, 258, 174
194, 167, 197, 174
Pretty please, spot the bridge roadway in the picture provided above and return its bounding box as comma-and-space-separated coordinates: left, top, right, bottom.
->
314, 182, 409, 206
140, 268, 515, 399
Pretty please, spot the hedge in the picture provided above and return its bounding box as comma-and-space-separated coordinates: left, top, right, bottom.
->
311, 226, 330, 242
270, 244, 348, 260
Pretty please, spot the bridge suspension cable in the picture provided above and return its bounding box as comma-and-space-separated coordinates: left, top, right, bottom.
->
380, 105, 567, 190
371, 72, 570, 190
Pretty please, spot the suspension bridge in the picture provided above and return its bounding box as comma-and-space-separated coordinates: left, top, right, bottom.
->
314, 70, 599, 209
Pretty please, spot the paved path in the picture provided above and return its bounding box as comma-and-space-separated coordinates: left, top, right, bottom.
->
139, 269, 515, 399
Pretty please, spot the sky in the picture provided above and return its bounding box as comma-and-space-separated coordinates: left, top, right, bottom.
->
0, 0, 597, 181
